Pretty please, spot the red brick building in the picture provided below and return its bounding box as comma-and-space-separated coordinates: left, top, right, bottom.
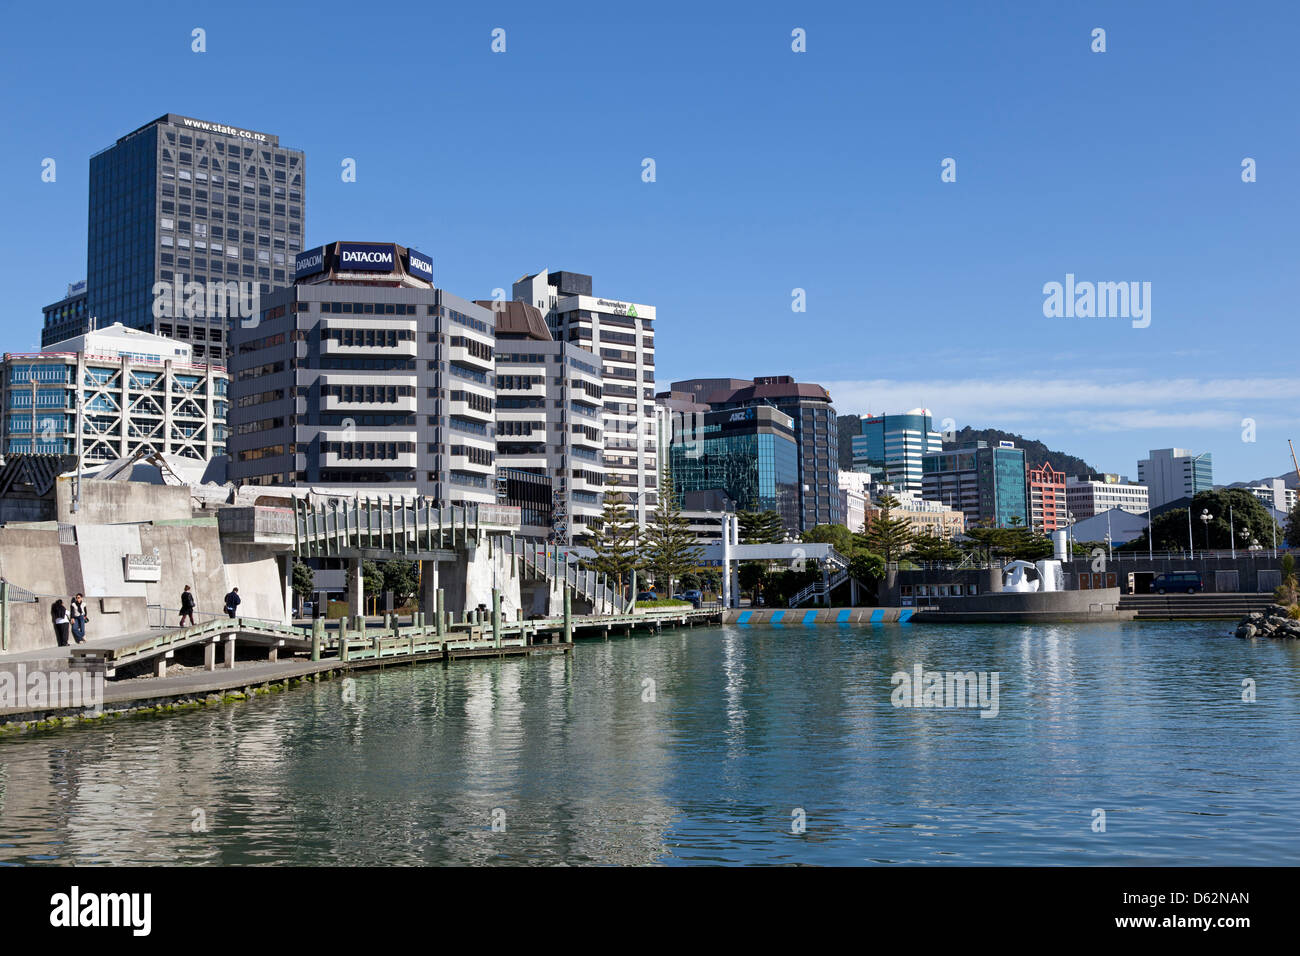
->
1027, 461, 1067, 532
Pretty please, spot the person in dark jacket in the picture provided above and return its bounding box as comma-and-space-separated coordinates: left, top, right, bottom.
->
69, 593, 89, 644
223, 587, 241, 619
51, 599, 71, 647
179, 585, 196, 626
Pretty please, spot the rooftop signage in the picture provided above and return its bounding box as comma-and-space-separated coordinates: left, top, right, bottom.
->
406, 248, 433, 282
337, 243, 397, 272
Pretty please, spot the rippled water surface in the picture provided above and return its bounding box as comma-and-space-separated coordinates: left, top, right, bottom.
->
2, 621, 1299, 865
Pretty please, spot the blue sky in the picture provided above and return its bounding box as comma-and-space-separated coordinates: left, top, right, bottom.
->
2, 0, 1298, 485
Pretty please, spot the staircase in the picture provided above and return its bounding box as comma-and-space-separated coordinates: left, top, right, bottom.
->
502, 539, 629, 613
1118, 592, 1277, 621
787, 548, 862, 608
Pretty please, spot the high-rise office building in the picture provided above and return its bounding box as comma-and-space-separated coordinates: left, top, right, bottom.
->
40, 281, 89, 348
226, 240, 494, 506
87, 113, 306, 363
482, 299, 606, 543
2, 323, 226, 463
922, 440, 1028, 529
512, 270, 657, 526
668, 405, 800, 532
1137, 448, 1213, 509
675, 376, 840, 530
850, 409, 942, 494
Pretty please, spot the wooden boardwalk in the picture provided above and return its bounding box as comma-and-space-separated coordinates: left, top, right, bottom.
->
1, 604, 724, 725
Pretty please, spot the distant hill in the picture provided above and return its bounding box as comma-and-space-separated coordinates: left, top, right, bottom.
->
943, 427, 1097, 478
835, 416, 1098, 478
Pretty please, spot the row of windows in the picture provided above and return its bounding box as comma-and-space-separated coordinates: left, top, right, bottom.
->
323, 327, 414, 348
237, 444, 285, 462
449, 336, 493, 361
320, 301, 418, 315
322, 384, 414, 404
450, 444, 494, 466
449, 391, 493, 414
235, 416, 284, 435
324, 441, 414, 460
236, 388, 285, 408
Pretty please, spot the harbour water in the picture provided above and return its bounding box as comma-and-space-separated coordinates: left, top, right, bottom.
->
2, 620, 1298, 866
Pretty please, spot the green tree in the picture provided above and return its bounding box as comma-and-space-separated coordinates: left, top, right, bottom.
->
738, 509, 785, 544
587, 478, 643, 593
1285, 500, 1300, 548
738, 562, 769, 602
801, 523, 856, 554
642, 466, 703, 596
861, 494, 914, 562
291, 560, 315, 602
909, 532, 963, 562
382, 559, 421, 608
848, 549, 886, 593
362, 560, 384, 598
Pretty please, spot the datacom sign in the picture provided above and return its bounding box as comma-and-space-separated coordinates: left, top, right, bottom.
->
294, 246, 326, 279
337, 242, 397, 272
406, 248, 433, 281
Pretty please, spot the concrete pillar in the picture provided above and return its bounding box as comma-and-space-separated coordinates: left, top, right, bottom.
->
492, 589, 502, 648
630, 569, 637, 606
204, 639, 217, 671
280, 553, 294, 625
155, 655, 167, 678
223, 635, 237, 669
311, 619, 323, 661
420, 559, 439, 621
821, 562, 830, 607
564, 588, 572, 645
347, 557, 364, 618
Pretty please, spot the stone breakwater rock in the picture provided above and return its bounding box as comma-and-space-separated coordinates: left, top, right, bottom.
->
1236, 605, 1300, 639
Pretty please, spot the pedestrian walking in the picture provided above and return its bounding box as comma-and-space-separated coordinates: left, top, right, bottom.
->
224, 587, 241, 619
179, 585, 196, 627
69, 593, 89, 644
51, 599, 71, 647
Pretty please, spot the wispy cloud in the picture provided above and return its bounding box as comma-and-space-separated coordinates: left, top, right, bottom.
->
825, 376, 1300, 433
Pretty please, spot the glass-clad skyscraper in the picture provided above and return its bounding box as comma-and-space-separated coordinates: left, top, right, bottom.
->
87, 114, 306, 364
851, 408, 943, 494
922, 440, 1028, 529
668, 405, 800, 532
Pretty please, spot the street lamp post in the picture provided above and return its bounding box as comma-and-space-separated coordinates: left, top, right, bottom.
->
1200, 509, 1212, 554
1228, 504, 1236, 559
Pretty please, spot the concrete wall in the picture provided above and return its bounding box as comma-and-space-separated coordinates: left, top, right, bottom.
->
0, 519, 288, 655
914, 588, 1131, 623
56, 477, 194, 524
439, 540, 521, 619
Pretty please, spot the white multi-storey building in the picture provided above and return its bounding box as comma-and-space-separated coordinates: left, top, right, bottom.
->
228, 240, 495, 506
1138, 448, 1213, 509
1, 323, 227, 465
1245, 478, 1297, 515
487, 300, 605, 543
1065, 475, 1150, 519
513, 269, 657, 526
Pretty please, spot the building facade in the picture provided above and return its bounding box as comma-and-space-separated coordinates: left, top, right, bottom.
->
850, 409, 942, 494
668, 405, 800, 532
1138, 448, 1213, 509
1245, 478, 1298, 515
226, 240, 495, 506
922, 441, 1028, 529
41, 281, 89, 348
1027, 461, 1068, 532
87, 113, 306, 362
487, 300, 605, 542
865, 490, 965, 539
2, 323, 226, 463
1065, 474, 1150, 519
675, 375, 839, 530
513, 270, 657, 526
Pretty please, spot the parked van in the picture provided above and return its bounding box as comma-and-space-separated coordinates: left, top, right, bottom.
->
1152, 571, 1203, 594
